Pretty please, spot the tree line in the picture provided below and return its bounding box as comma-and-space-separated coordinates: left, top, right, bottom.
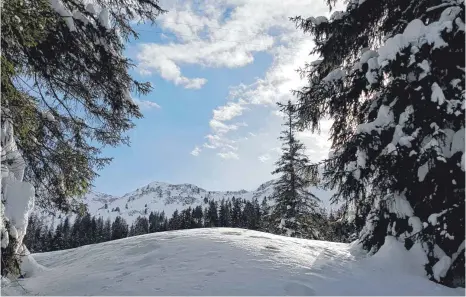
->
24, 197, 355, 253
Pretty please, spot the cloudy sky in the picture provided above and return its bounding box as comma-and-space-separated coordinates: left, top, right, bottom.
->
94, 0, 342, 195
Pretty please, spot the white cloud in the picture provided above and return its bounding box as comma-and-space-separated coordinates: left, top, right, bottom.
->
209, 119, 238, 134
138, 52, 207, 89
217, 151, 239, 160
135, 0, 310, 89
132, 98, 161, 110
138, 0, 344, 193
213, 102, 247, 121
258, 153, 271, 163
190, 146, 201, 156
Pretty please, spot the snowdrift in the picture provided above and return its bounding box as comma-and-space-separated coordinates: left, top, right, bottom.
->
3, 228, 464, 296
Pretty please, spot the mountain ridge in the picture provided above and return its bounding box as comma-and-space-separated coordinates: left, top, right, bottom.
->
38, 179, 333, 226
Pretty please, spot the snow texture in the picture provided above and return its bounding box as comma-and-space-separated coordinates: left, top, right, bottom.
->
1, 115, 35, 255
98, 8, 110, 30
4, 228, 463, 296
4, 181, 35, 238
310, 59, 323, 66
49, 0, 76, 31
433, 256, 452, 281
307, 16, 329, 25
418, 162, 430, 182
431, 83, 446, 105
356, 105, 394, 134
385, 192, 414, 218
330, 11, 345, 21
408, 216, 423, 234
323, 68, 346, 82
428, 209, 449, 226
377, 10, 458, 67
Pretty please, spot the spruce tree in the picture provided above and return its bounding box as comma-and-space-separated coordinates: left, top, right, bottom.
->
292, 0, 464, 286
133, 216, 149, 235
1, 0, 165, 214
192, 206, 204, 228
270, 101, 320, 239
260, 197, 271, 232
103, 218, 112, 241
219, 199, 232, 227
111, 216, 128, 240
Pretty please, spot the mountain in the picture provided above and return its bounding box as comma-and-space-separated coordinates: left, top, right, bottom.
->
6, 228, 463, 295
37, 180, 334, 226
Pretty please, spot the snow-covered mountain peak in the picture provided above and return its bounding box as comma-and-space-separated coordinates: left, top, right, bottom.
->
54, 180, 278, 225
37, 180, 334, 227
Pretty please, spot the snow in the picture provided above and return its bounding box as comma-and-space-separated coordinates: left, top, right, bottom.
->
461, 153, 465, 171
49, 0, 76, 32
1, 228, 9, 248
365, 57, 379, 84
428, 209, 449, 226
310, 59, 323, 66
37, 179, 334, 228
358, 50, 378, 70
356, 105, 394, 134
370, 236, 428, 277
323, 68, 346, 82
5, 228, 463, 296
433, 256, 452, 282
72, 10, 89, 25
20, 247, 48, 278
98, 8, 110, 30
330, 11, 345, 21
306, 16, 329, 26
42, 111, 55, 122
418, 162, 429, 182
408, 216, 423, 234
431, 82, 446, 105
418, 60, 431, 79
378, 12, 455, 67
3, 181, 35, 245
85, 3, 97, 15
452, 240, 465, 263
385, 192, 414, 218
451, 128, 465, 156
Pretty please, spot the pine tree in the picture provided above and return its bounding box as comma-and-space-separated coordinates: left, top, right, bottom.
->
169, 210, 181, 230
133, 216, 149, 235
260, 197, 271, 232
53, 221, 64, 251
1, 0, 165, 215
205, 201, 219, 227
219, 199, 232, 227
192, 206, 204, 228
103, 218, 112, 242
231, 197, 242, 228
292, 0, 464, 286
111, 216, 129, 240
270, 101, 320, 239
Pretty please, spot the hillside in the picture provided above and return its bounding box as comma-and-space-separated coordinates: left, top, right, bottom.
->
38, 180, 334, 226
4, 228, 463, 296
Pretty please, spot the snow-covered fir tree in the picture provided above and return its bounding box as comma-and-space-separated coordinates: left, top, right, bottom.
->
270, 101, 321, 239
292, 0, 464, 287
1, 0, 165, 277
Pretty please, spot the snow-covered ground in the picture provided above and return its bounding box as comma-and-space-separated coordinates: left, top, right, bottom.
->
3, 228, 464, 296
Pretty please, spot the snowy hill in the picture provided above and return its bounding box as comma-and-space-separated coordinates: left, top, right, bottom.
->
39, 180, 334, 225
4, 228, 463, 295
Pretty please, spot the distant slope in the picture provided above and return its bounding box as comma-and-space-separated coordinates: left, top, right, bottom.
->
7, 228, 463, 296
37, 180, 335, 226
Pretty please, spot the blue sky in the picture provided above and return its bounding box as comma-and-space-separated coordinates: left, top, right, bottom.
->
93, 0, 337, 196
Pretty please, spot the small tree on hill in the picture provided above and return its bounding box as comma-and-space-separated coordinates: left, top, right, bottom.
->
270, 101, 320, 239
